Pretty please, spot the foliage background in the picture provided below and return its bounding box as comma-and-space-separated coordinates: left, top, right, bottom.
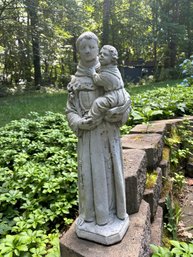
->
0, 0, 193, 91
0, 112, 78, 256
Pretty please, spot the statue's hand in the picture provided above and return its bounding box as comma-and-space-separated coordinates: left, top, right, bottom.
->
78, 116, 99, 130
67, 76, 80, 92
86, 67, 96, 77
105, 111, 122, 123
105, 96, 131, 124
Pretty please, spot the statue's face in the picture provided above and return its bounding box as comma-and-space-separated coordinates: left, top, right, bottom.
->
99, 48, 112, 66
79, 38, 99, 63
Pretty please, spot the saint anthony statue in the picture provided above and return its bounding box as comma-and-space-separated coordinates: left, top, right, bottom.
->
66, 32, 131, 245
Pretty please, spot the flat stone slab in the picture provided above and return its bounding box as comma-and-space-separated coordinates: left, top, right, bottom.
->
153, 116, 193, 134
143, 167, 162, 221
130, 123, 167, 135
151, 206, 163, 247
122, 133, 163, 170
123, 149, 147, 214
60, 200, 151, 257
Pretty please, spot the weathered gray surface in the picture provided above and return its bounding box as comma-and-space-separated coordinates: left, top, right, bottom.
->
60, 200, 151, 257
143, 167, 162, 221
151, 206, 163, 247
121, 134, 163, 170
129, 123, 167, 135
76, 214, 130, 245
66, 32, 131, 244
123, 149, 147, 214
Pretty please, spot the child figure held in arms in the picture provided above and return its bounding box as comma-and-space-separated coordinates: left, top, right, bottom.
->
86, 45, 128, 121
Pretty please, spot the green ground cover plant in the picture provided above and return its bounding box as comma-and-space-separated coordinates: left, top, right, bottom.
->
158, 120, 193, 249
151, 240, 193, 257
1, 80, 193, 256
128, 85, 193, 125
117, 81, 193, 134
0, 112, 78, 256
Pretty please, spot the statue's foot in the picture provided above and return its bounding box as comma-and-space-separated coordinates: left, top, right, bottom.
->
76, 217, 84, 226
76, 216, 95, 226
117, 213, 128, 220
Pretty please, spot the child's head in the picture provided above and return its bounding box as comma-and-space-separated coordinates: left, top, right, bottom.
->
99, 45, 118, 66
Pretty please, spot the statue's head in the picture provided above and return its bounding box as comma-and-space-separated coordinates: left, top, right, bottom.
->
76, 32, 99, 65
99, 45, 118, 66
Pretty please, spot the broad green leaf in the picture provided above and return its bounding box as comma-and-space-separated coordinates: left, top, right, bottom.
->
17, 245, 28, 252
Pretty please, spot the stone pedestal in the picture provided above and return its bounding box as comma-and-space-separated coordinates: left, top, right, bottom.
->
60, 200, 151, 257
76, 214, 129, 245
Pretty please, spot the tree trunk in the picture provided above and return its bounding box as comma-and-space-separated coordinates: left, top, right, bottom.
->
168, 0, 179, 68
102, 0, 111, 45
186, 0, 192, 58
72, 35, 77, 73
26, 0, 42, 89
152, 0, 159, 72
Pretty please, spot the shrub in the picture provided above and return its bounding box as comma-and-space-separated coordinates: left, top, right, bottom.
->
0, 112, 78, 256
151, 240, 193, 257
180, 56, 193, 87
129, 85, 193, 125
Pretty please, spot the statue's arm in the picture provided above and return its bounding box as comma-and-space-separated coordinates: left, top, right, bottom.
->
66, 98, 83, 136
66, 97, 102, 135
92, 73, 107, 88
104, 90, 132, 126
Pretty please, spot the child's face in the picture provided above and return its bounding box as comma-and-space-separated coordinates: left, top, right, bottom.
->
78, 38, 99, 63
99, 48, 112, 66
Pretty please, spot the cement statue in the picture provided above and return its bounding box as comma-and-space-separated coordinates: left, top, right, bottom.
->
66, 32, 131, 245
86, 44, 129, 122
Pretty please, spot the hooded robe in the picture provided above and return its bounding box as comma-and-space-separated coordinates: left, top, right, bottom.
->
66, 60, 129, 225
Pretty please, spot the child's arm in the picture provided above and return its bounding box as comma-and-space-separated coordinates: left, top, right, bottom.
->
87, 68, 107, 88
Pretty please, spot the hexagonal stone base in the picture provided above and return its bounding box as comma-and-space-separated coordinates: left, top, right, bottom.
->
60, 200, 151, 257
76, 214, 129, 245
121, 133, 163, 170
